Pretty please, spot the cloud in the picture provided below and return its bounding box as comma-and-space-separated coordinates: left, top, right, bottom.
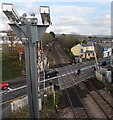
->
48, 4, 110, 35
0, 2, 111, 35
47, 25, 78, 34
1, 0, 112, 2
47, 12, 111, 35
51, 5, 95, 17
58, 16, 87, 25
0, 8, 10, 31
89, 14, 110, 27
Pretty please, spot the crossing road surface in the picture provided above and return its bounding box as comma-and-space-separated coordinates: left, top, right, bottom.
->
1, 63, 94, 106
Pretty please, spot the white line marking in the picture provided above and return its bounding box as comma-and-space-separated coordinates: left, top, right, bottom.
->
1, 85, 27, 95
1, 65, 94, 94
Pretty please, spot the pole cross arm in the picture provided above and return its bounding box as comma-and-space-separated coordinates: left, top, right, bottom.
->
31, 25, 49, 43
9, 23, 49, 43
9, 23, 28, 43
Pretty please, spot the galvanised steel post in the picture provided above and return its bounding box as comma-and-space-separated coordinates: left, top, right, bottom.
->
24, 18, 39, 118
37, 41, 41, 91
2, 3, 51, 119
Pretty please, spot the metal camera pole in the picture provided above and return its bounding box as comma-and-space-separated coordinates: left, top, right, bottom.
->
20, 18, 49, 119
24, 18, 39, 118
2, 3, 51, 119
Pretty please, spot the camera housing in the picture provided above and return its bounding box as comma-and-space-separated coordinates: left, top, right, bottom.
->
2, 3, 20, 23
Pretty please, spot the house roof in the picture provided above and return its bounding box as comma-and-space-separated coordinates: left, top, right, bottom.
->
72, 42, 93, 48
102, 39, 112, 42
71, 43, 81, 48
82, 43, 93, 47
98, 43, 111, 48
84, 50, 94, 54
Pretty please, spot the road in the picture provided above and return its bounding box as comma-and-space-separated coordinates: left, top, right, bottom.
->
1, 39, 111, 118
1, 55, 110, 105
1, 64, 110, 118
0, 55, 110, 120
0, 61, 95, 105
0, 70, 92, 118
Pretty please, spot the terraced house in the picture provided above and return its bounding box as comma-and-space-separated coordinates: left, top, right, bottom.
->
111, 40, 113, 67
71, 43, 95, 60
94, 43, 111, 58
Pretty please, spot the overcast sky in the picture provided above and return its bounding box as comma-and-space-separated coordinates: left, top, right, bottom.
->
0, 0, 112, 35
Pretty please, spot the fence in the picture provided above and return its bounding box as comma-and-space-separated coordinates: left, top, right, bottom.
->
1, 85, 54, 118
95, 71, 103, 81
1, 95, 42, 118
11, 96, 28, 112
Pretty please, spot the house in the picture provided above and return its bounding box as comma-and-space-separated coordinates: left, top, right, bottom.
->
102, 39, 112, 43
71, 43, 94, 60
94, 43, 111, 58
82, 50, 94, 59
111, 40, 113, 67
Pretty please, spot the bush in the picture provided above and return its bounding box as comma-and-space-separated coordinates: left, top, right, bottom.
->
9, 105, 28, 118
2, 53, 24, 81
43, 93, 54, 109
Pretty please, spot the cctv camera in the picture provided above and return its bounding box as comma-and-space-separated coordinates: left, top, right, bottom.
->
40, 6, 51, 25
2, 3, 20, 23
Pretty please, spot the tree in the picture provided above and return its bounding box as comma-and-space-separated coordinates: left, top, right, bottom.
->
88, 36, 92, 39
62, 33, 66, 36
2, 30, 17, 54
2, 52, 24, 80
58, 34, 80, 49
49, 31, 55, 38
41, 33, 55, 48
82, 39, 87, 44
2, 30, 25, 80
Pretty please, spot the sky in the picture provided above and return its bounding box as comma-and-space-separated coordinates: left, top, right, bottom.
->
0, 0, 112, 35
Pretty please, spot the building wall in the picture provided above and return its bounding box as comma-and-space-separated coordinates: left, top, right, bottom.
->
95, 44, 103, 58
71, 44, 94, 59
111, 40, 113, 67
86, 46, 94, 51
82, 53, 94, 59
71, 44, 83, 56
95, 43, 111, 58
103, 47, 111, 57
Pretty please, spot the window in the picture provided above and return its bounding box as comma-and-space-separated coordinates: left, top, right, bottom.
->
104, 48, 108, 51
111, 60, 113, 66
80, 49, 84, 53
88, 54, 90, 56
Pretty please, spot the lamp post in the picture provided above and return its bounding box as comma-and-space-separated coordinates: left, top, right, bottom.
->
2, 3, 51, 118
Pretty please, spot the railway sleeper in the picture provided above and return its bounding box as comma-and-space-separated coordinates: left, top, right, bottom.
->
74, 107, 88, 118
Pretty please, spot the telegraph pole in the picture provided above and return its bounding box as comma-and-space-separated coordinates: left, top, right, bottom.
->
2, 3, 51, 118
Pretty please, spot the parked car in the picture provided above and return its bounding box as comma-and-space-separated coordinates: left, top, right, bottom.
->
99, 60, 107, 66
44, 69, 59, 79
0, 82, 10, 90
74, 69, 81, 76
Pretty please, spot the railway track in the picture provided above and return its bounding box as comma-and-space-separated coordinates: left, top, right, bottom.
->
52, 42, 91, 119
50, 42, 72, 67
83, 79, 113, 119
51, 42, 113, 119
71, 72, 113, 119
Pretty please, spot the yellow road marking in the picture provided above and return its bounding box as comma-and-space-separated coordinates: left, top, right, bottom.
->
0, 86, 52, 105
0, 94, 27, 105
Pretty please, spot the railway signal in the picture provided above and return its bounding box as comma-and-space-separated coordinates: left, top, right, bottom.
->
2, 3, 51, 118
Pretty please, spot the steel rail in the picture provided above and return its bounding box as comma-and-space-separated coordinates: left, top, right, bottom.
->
53, 42, 91, 119
55, 42, 112, 119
